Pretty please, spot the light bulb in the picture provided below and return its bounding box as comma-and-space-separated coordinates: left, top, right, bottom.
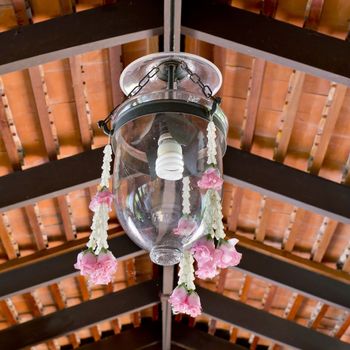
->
155, 133, 184, 180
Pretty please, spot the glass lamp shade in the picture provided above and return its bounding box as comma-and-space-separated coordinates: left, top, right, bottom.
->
111, 91, 227, 266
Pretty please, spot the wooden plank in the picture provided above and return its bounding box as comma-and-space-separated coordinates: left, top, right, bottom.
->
227, 187, 244, 232
0, 147, 105, 212
223, 147, 350, 224
198, 286, 349, 350
240, 58, 266, 151
308, 84, 347, 175
282, 208, 304, 252
335, 315, 350, 339
108, 45, 124, 107
303, 0, 324, 30
0, 97, 22, 170
0, 215, 18, 259
0, 0, 163, 74
235, 234, 350, 310
0, 233, 143, 298
308, 302, 329, 329
24, 205, 47, 250
254, 197, 273, 242
274, 71, 305, 162
56, 195, 76, 241
28, 65, 58, 161
69, 56, 92, 150
311, 218, 338, 263
181, 0, 350, 86
0, 280, 159, 349
2, 145, 350, 225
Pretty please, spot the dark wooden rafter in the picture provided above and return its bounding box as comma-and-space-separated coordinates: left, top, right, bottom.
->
0, 0, 163, 75
1, 231, 349, 311
181, 0, 350, 86
1, 146, 349, 224
198, 286, 350, 350
303, 0, 325, 31
0, 232, 142, 299
0, 280, 160, 349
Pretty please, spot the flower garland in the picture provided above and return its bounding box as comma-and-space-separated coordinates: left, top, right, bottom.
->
74, 144, 118, 285
169, 250, 201, 317
173, 177, 197, 236
169, 102, 242, 317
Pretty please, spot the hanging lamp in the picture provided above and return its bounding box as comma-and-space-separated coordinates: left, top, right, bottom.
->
98, 52, 228, 266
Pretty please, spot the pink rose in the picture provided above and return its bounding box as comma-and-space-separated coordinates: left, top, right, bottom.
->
195, 260, 219, 279
173, 217, 198, 236
197, 167, 223, 191
186, 292, 202, 318
74, 250, 117, 285
169, 286, 201, 317
214, 238, 242, 268
191, 238, 215, 265
89, 190, 114, 212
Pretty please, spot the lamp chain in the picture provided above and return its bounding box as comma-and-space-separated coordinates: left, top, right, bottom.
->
98, 60, 216, 135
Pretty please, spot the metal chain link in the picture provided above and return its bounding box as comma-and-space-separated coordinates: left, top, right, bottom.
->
127, 65, 160, 98
179, 60, 213, 98
98, 60, 216, 135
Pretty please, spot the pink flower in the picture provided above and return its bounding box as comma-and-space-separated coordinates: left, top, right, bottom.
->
195, 260, 219, 279
191, 238, 215, 265
74, 250, 117, 285
89, 190, 114, 212
197, 167, 223, 191
169, 286, 201, 317
214, 238, 242, 268
173, 217, 198, 236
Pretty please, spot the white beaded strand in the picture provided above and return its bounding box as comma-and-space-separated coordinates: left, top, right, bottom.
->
178, 250, 196, 291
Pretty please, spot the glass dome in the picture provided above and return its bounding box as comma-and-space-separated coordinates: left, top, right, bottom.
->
109, 53, 228, 266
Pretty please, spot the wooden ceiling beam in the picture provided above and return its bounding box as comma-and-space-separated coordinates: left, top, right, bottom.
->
198, 286, 349, 350
223, 146, 350, 224
0, 280, 159, 349
1, 145, 349, 224
303, 0, 324, 31
108, 46, 124, 107
182, 0, 350, 86
0, 232, 143, 299
0, 0, 163, 75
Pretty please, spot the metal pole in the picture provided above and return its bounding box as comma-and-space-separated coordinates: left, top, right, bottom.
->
164, 0, 182, 52
162, 265, 174, 350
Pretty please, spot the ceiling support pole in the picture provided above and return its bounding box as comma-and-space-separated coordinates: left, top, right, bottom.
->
161, 265, 174, 350
164, 0, 182, 52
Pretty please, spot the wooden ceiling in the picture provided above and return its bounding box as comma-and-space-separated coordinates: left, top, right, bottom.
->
0, 0, 349, 349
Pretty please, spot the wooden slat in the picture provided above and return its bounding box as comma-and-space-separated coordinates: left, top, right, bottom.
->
308, 302, 329, 329
0, 281, 159, 349
249, 285, 278, 349
49, 283, 80, 348
108, 46, 124, 107
0, 215, 18, 260
254, 197, 273, 242
69, 56, 92, 150
261, 0, 278, 17
182, 0, 350, 86
311, 218, 338, 263
0, 0, 163, 75
28, 65, 58, 161
56, 195, 76, 241
227, 187, 244, 232
274, 71, 305, 162
208, 269, 228, 335
308, 84, 347, 175
124, 259, 141, 327
11, 0, 32, 26
0, 232, 141, 298
24, 205, 47, 250
240, 58, 266, 151
0, 299, 19, 325
198, 286, 349, 350
77, 276, 101, 341
282, 208, 304, 252
0, 97, 22, 170
335, 315, 350, 339
303, 0, 324, 30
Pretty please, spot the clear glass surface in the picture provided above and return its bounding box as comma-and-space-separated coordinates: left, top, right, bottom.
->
113, 112, 226, 265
